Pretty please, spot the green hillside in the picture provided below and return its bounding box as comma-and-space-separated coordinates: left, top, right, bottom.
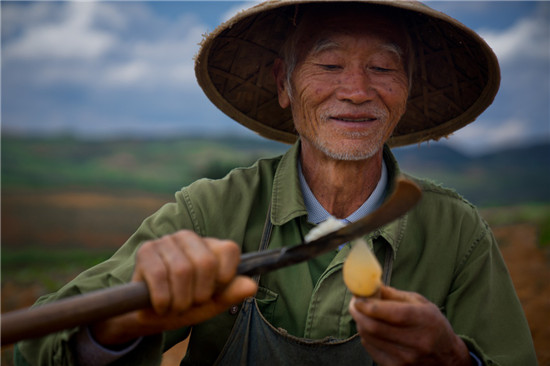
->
2, 135, 287, 194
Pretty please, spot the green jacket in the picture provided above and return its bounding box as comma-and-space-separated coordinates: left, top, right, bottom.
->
16, 143, 537, 365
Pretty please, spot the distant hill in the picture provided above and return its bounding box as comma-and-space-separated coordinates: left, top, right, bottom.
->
1, 135, 288, 195
393, 142, 550, 206
2, 135, 549, 207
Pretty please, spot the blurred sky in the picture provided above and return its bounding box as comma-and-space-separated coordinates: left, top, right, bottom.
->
2, 1, 549, 155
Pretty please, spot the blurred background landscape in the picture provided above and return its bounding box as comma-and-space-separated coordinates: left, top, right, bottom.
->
2, 1, 549, 365
2, 135, 549, 365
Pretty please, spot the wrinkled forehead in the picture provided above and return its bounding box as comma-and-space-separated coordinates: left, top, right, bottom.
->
294, 4, 408, 58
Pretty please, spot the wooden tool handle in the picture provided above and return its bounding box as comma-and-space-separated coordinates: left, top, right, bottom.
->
1, 282, 150, 346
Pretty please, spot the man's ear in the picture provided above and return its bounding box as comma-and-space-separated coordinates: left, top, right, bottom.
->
273, 58, 291, 108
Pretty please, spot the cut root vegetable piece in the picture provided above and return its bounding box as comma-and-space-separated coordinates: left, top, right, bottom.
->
343, 238, 382, 297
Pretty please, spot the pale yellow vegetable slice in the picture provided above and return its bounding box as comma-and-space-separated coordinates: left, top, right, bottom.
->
343, 238, 382, 297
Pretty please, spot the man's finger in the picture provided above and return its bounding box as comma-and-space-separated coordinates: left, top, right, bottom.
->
175, 275, 258, 326
351, 292, 432, 326
351, 298, 424, 344
204, 238, 241, 285
157, 235, 194, 311
174, 231, 219, 304
134, 239, 173, 315
379, 285, 428, 304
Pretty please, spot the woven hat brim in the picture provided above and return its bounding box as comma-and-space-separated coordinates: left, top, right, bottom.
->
195, 0, 500, 147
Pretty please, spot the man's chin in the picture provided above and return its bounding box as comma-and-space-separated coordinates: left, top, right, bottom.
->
316, 142, 382, 161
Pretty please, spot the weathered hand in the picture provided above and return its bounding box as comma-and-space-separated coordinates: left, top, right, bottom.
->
349, 285, 471, 366
91, 230, 258, 346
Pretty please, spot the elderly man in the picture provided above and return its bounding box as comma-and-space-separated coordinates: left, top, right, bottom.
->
16, 1, 536, 365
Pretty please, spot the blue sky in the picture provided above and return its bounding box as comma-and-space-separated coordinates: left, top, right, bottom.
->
2, 1, 549, 155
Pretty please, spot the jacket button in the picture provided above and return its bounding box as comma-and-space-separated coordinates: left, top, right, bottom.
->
229, 305, 239, 315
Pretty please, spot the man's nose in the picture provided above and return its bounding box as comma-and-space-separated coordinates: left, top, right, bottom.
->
335, 70, 376, 104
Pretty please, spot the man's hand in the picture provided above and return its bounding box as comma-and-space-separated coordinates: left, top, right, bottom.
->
91, 230, 258, 346
349, 285, 472, 366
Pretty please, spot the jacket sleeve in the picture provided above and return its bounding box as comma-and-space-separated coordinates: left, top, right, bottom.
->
14, 191, 195, 366
445, 220, 537, 365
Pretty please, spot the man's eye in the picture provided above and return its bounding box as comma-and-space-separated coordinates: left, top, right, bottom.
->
318, 64, 341, 70
371, 66, 392, 72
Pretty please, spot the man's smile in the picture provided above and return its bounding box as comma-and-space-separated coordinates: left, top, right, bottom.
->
331, 116, 377, 122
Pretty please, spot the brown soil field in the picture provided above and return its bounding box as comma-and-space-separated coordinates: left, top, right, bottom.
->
493, 223, 550, 365
2, 190, 171, 250
2, 191, 549, 365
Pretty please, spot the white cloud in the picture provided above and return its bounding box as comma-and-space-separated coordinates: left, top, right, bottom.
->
3, 2, 207, 90
445, 118, 539, 154
100, 31, 203, 88
478, 3, 550, 64
2, 2, 60, 37
484, 118, 529, 146
103, 60, 149, 85
4, 2, 116, 61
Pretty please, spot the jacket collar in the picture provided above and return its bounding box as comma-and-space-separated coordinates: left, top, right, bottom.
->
270, 141, 307, 226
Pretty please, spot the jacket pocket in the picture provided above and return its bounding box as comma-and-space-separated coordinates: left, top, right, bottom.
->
255, 286, 279, 322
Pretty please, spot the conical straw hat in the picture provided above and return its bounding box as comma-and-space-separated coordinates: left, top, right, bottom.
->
195, 0, 500, 147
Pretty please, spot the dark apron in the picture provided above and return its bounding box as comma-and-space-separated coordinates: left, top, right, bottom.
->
213, 206, 394, 366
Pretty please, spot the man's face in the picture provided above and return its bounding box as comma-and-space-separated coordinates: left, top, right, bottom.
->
276, 11, 409, 161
